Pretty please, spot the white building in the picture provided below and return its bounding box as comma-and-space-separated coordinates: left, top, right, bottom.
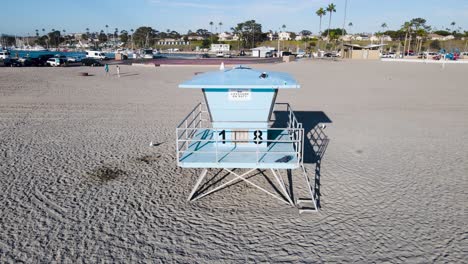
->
187, 35, 204, 41
251, 46, 276, 58
210, 44, 230, 52
428, 34, 455, 41
77, 40, 91, 48
278, 32, 291, 41
218, 32, 235, 41
267, 33, 278, 41
295, 34, 309, 41
157, 40, 190, 46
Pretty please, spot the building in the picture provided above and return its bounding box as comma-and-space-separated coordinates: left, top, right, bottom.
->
210, 44, 230, 52
343, 44, 385, 60
157, 39, 190, 45
218, 32, 235, 41
278, 32, 291, 41
295, 34, 306, 41
251, 46, 276, 58
267, 32, 278, 41
187, 35, 205, 41
428, 34, 455, 41
77, 39, 91, 48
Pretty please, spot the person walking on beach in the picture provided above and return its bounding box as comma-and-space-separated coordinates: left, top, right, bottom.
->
104, 64, 109, 76
116, 65, 120, 78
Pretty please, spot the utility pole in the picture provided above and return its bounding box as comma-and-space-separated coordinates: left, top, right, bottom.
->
277, 29, 280, 56
341, 0, 348, 57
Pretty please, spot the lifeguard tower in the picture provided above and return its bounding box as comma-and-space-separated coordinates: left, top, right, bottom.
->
176, 65, 318, 212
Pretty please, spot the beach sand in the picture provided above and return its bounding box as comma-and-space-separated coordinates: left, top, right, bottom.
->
0, 61, 466, 262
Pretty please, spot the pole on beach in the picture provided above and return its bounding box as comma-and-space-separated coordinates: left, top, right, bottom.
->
341, 0, 348, 58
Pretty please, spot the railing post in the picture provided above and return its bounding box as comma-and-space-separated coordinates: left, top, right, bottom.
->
185, 120, 188, 151
176, 128, 179, 165
256, 132, 259, 164
199, 103, 202, 128
215, 129, 218, 163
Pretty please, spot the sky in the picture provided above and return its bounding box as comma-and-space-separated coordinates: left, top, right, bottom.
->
1, 0, 467, 36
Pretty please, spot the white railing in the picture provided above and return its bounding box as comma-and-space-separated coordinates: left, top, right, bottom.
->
176, 103, 304, 166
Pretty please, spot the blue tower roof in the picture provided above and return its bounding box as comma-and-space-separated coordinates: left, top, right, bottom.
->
179, 66, 300, 89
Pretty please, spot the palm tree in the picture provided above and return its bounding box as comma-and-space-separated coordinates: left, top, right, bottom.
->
381, 23, 387, 32
219, 22, 223, 34
450, 21, 456, 33
402, 22, 411, 58
62, 29, 66, 46
209, 21, 214, 43
130, 28, 134, 49
35, 29, 39, 37
348, 22, 353, 33
326, 3, 337, 41
316, 8, 327, 36
381, 23, 387, 48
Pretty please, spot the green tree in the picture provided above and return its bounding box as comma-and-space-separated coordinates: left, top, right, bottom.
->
300, 30, 312, 36
196, 29, 209, 38
322, 28, 346, 37
290, 32, 297, 40
209, 21, 214, 43
120, 30, 129, 44
434, 30, 451, 36
133, 27, 157, 48
234, 20, 263, 49
326, 3, 337, 41
47, 30, 63, 47
98, 30, 107, 43
201, 38, 211, 49
316, 7, 327, 35
429, 40, 441, 51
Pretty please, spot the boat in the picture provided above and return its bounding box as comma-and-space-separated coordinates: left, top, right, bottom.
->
10, 45, 48, 51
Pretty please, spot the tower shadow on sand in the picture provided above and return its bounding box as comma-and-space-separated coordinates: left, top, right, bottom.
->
271, 110, 332, 209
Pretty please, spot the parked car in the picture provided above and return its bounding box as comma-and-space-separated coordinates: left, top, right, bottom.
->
20, 58, 40, 67
81, 58, 103, 66
67, 56, 83, 62
323, 52, 338, 58
216, 52, 224, 58
46, 58, 67, 67
223, 53, 232, 58
3, 58, 22, 67
85, 50, 108, 60
296, 52, 306, 58
0, 50, 11, 59
36, 54, 55, 66
197, 53, 210, 58
381, 52, 396, 58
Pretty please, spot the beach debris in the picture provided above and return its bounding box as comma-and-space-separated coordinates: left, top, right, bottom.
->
88, 166, 126, 182
149, 141, 163, 147
136, 154, 162, 164
79, 72, 89, 76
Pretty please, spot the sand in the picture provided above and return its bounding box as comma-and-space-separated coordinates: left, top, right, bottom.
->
0, 61, 466, 262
